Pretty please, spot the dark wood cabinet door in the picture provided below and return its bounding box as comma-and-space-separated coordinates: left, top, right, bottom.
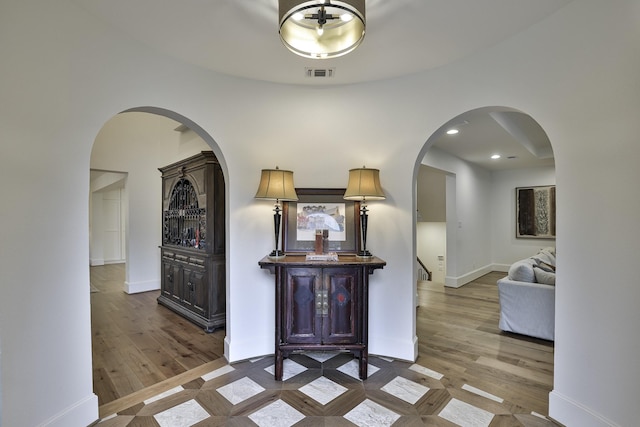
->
162, 262, 183, 303
181, 268, 207, 317
190, 269, 208, 317
161, 262, 174, 297
283, 268, 322, 344
323, 267, 360, 344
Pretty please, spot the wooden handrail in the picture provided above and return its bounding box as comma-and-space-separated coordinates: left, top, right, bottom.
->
417, 257, 432, 281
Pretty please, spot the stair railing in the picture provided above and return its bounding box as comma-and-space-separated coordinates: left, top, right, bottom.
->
417, 257, 432, 281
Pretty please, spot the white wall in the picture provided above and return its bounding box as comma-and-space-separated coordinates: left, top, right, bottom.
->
491, 166, 556, 269
1, 1, 639, 426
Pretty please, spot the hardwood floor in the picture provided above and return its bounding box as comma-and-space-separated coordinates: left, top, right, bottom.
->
415, 272, 554, 417
90, 264, 225, 406
91, 265, 555, 423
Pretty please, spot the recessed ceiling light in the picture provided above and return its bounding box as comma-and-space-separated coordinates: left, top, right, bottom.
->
446, 129, 459, 135
491, 154, 501, 160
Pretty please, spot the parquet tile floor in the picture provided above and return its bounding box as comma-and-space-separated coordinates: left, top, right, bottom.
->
92, 266, 559, 426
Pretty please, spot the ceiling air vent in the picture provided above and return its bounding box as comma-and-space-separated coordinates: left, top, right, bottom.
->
305, 68, 335, 78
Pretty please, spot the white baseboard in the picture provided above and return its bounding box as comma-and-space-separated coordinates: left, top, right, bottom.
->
368, 333, 418, 362
224, 336, 231, 362
225, 334, 272, 363
549, 390, 619, 427
39, 393, 98, 427
492, 263, 510, 273
444, 264, 493, 288
90, 259, 124, 266
124, 279, 160, 294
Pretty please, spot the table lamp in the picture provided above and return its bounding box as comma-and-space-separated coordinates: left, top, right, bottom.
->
255, 167, 298, 258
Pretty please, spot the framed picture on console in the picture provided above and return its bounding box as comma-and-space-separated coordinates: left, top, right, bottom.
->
282, 188, 361, 254
516, 185, 556, 239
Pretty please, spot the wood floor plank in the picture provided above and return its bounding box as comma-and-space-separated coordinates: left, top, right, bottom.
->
416, 273, 554, 415
91, 264, 225, 406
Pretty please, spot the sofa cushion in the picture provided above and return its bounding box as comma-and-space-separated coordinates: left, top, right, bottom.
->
508, 259, 536, 282
534, 266, 556, 285
540, 247, 556, 265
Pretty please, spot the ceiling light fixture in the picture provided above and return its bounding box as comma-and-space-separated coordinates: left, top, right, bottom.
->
279, 0, 366, 59
491, 154, 501, 159
446, 129, 459, 135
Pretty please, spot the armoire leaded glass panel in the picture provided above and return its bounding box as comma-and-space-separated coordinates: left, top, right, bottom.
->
163, 178, 207, 249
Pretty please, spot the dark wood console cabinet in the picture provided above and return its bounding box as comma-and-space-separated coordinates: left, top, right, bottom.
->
259, 255, 385, 380
158, 151, 225, 332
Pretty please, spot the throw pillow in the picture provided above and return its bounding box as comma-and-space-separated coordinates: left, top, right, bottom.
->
534, 266, 556, 285
535, 260, 556, 272
509, 260, 536, 282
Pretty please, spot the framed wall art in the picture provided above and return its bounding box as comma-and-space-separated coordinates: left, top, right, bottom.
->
282, 188, 361, 254
516, 185, 556, 239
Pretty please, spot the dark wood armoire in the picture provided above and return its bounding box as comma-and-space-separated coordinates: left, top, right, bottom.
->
157, 151, 225, 332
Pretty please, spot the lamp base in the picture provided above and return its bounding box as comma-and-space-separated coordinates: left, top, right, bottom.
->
268, 250, 286, 259
355, 250, 373, 259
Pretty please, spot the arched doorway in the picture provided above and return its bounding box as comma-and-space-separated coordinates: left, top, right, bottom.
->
89, 108, 228, 407
412, 106, 557, 416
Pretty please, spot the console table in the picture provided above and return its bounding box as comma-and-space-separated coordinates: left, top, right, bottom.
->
259, 254, 386, 380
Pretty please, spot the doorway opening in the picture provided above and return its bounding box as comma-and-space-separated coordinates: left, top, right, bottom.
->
412, 106, 556, 414
89, 108, 228, 407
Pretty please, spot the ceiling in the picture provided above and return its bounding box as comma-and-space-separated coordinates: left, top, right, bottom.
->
428, 108, 555, 171
73, 0, 565, 170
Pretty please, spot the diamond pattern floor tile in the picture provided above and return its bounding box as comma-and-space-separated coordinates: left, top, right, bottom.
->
344, 398, 401, 427
299, 375, 348, 405
381, 375, 430, 404
201, 364, 235, 382
264, 358, 308, 381
409, 363, 444, 380
336, 359, 380, 379
153, 399, 209, 427
98, 354, 559, 426
248, 399, 305, 427
439, 398, 495, 427
216, 376, 265, 404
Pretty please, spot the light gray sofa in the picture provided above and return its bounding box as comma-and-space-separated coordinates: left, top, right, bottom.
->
497, 247, 556, 341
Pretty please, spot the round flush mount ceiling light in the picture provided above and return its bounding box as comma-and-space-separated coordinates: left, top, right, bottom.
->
279, 0, 366, 59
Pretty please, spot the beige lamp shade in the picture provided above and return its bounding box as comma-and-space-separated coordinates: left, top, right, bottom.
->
279, 0, 366, 59
255, 167, 299, 201
344, 167, 385, 201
